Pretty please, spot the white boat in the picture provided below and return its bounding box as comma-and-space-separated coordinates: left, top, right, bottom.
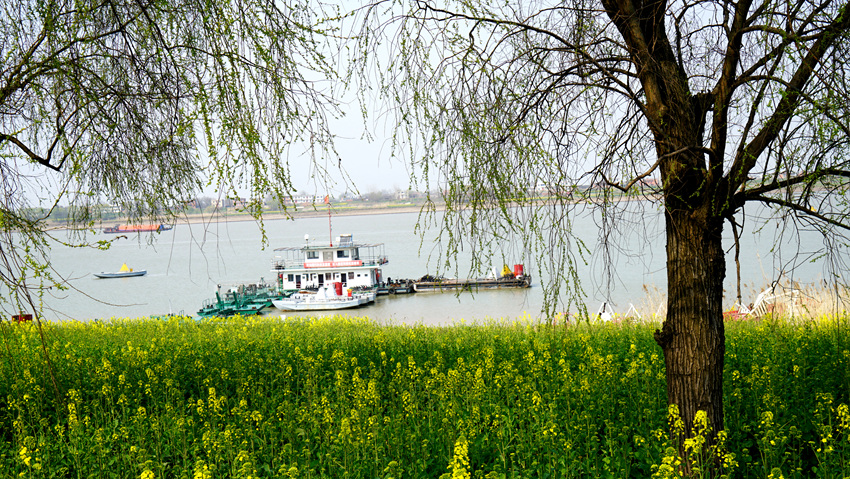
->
271, 233, 387, 290
94, 263, 147, 279
272, 286, 375, 311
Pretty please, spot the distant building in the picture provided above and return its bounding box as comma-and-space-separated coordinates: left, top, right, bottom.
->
286, 195, 327, 205
214, 197, 248, 208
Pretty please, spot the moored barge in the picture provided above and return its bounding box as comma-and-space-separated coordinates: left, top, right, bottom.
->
412, 265, 531, 292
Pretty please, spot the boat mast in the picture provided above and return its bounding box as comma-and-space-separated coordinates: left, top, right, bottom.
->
325, 194, 332, 246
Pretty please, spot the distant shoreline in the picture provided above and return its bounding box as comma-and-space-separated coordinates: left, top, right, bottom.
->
52, 194, 657, 231
173, 204, 433, 226
44, 193, 662, 231
44, 203, 435, 231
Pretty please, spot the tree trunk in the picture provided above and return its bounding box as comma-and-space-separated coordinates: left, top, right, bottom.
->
655, 204, 727, 446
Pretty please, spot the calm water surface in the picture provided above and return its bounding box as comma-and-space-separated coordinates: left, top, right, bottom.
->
39, 206, 835, 325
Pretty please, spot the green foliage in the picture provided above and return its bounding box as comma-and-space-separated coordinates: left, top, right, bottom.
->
1, 314, 848, 477
352, 0, 850, 328
0, 0, 342, 313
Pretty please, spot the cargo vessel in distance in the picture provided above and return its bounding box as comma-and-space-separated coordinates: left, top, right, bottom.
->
103, 224, 173, 233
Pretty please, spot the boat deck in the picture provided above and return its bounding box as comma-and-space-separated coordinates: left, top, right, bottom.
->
412, 275, 532, 292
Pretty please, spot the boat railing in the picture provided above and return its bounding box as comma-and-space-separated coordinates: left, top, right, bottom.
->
201, 297, 219, 308
271, 254, 388, 271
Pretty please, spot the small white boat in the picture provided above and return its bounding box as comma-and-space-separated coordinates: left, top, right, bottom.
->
94, 263, 147, 279
272, 285, 374, 311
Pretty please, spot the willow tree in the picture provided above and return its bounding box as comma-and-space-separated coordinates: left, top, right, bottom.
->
353, 0, 850, 444
1, 0, 341, 315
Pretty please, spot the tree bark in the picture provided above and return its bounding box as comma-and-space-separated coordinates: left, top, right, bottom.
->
655, 204, 727, 444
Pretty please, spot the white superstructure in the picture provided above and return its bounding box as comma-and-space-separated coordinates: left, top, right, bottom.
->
271, 234, 387, 290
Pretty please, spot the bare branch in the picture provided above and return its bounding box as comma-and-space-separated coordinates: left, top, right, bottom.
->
753, 194, 850, 231
729, 3, 850, 193
0, 133, 59, 172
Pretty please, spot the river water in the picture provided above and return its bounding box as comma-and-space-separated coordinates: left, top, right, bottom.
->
35, 204, 839, 325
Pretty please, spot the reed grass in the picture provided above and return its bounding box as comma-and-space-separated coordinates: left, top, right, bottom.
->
597, 281, 850, 323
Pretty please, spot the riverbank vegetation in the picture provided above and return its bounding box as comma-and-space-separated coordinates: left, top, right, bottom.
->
1, 314, 848, 478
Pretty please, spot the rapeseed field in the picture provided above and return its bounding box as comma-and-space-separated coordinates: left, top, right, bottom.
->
1, 314, 848, 478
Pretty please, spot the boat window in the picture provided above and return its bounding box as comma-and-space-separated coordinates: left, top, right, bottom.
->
287, 274, 294, 281
336, 250, 350, 258
323, 251, 333, 261
307, 251, 319, 259
348, 272, 354, 280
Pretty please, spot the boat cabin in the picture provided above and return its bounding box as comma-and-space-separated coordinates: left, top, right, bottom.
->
271, 234, 388, 290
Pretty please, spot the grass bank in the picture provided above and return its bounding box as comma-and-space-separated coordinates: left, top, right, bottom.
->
1, 315, 848, 478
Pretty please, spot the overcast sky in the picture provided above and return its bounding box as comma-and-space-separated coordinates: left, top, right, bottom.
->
18, 96, 418, 208
294, 107, 417, 197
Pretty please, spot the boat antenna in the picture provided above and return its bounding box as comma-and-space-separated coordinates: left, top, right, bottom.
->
325, 194, 332, 246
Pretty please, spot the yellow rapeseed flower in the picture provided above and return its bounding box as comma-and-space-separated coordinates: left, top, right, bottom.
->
447, 435, 470, 479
